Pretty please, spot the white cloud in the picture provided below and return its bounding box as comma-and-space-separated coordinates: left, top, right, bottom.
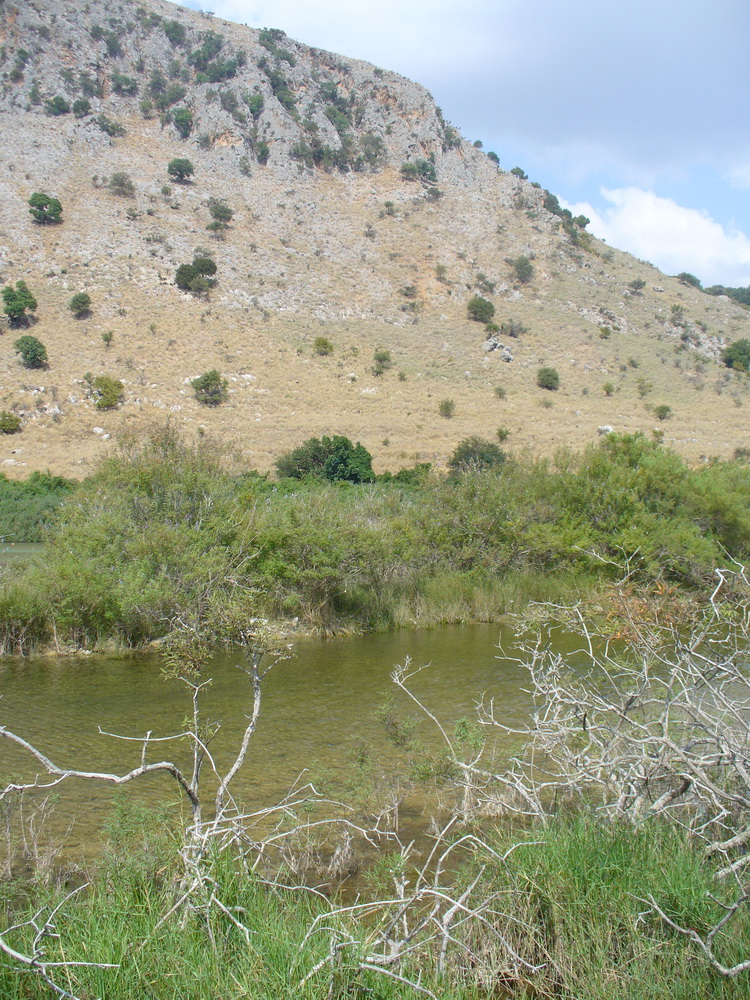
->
564, 188, 750, 288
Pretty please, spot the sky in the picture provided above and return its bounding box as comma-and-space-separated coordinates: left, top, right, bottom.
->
177, 0, 750, 287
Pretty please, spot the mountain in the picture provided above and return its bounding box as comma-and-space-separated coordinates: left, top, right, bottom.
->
0, 0, 748, 479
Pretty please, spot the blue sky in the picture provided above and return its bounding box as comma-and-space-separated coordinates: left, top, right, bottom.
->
177, 0, 750, 287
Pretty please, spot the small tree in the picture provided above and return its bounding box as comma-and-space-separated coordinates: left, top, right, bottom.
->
438, 398, 455, 418
45, 95, 70, 116
628, 277, 646, 295
510, 255, 534, 284
677, 271, 702, 288
72, 97, 91, 118
69, 292, 92, 318
313, 336, 334, 356
653, 404, 672, 421
28, 192, 63, 224
2, 281, 38, 324
170, 106, 194, 138
537, 367, 560, 391
510, 166, 527, 179
448, 436, 506, 473
93, 375, 124, 409
175, 255, 217, 295
0, 411, 21, 434
372, 348, 392, 376
467, 296, 495, 323
167, 158, 195, 182
109, 172, 135, 197
276, 435, 374, 483
722, 338, 750, 373
192, 369, 228, 406
14, 335, 48, 369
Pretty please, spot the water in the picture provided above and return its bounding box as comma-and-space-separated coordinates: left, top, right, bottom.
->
0, 624, 535, 856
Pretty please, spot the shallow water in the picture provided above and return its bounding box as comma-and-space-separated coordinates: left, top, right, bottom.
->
0, 624, 535, 856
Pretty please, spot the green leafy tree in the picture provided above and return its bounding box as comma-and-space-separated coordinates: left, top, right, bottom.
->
45, 95, 70, 116
175, 255, 218, 294
170, 106, 194, 138
69, 292, 92, 318
207, 199, 233, 235
438, 398, 455, 418
14, 335, 48, 368
510, 166, 527, 179
72, 97, 91, 118
109, 172, 135, 197
677, 272, 702, 288
537, 367, 560, 391
372, 348, 392, 376
628, 277, 646, 295
509, 255, 534, 284
28, 192, 63, 224
653, 404, 673, 421
276, 435, 374, 483
2, 281, 38, 323
0, 411, 21, 434
722, 338, 750, 373
167, 158, 195, 182
93, 375, 124, 409
448, 436, 506, 473
467, 296, 495, 323
313, 337, 334, 356
191, 370, 229, 406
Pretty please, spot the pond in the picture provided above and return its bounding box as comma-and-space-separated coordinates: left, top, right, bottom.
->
0, 624, 537, 858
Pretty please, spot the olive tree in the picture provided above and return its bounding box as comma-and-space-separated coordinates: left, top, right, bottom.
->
167, 157, 195, 182
14, 335, 48, 369
28, 193, 63, 224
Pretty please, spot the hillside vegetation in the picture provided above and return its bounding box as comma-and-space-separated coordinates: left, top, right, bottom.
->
0, 0, 748, 477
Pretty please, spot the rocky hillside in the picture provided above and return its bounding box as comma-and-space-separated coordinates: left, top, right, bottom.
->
0, 0, 748, 478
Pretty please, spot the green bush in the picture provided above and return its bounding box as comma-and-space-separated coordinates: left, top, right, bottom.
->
72, 98, 91, 117
96, 114, 126, 137
467, 295, 495, 323
45, 95, 70, 116
2, 281, 38, 322
0, 411, 21, 434
167, 157, 194, 182
170, 106, 194, 138
448, 436, 506, 472
313, 337, 334, 356
372, 348, 392, 376
175, 255, 217, 294
723, 338, 750, 373
191, 369, 228, 406
14, 334, 47, 368
109, 172, 135, 197
93, 375, 124, 409
256, 140, 270, 165
28, 192, 62, 224
537, 367, 560, 390
276, 435, 375, 483
69, 292, 92, 317
509, 255, 534, 284
438, 398, 455, 418
654, 404, 673, 421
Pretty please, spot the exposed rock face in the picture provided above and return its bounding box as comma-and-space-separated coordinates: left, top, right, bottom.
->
0, 0, 748, 477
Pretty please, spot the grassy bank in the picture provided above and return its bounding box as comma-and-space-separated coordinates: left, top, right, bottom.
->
2, 810, 749, 998
0, 426, 749, 653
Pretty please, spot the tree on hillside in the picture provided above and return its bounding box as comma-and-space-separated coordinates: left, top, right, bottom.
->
722, 338, 750, 373
14, 335, 48, 369
167, 157, 195, 182
69, 292, 92, 318
467, 296, 495, 323
191, 370, 228, 406
448, 436, 506, 473
537, 367, 560, 391
28, 192, 63, 224
175, 255, 218, 295
276, 435, 374, 483
2, 281, 38, 324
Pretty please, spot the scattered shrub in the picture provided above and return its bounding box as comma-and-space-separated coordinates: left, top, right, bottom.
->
69, 292, 92, 318
372, 348, 392, 376
467, 296, 495, 323
109, 172, 135, 197
167, 157, 194, 182
14, 335, 48, 368
509, 255, 534, 284
537, 367, 560, 391
654, 404, 673, 421
72, 98, 91, 118
496, 427, 510, 442
494, 385, 507, 400
170, 106, 194, 138
510, 166, 527, 179
438, 398, 455, 418
102, 330, 113, 348
95, 114, 126, 137
603, 382, 615, 396
448, 436, 506, 472
28, 192, 62, 224
313, 337, 334, 356
276, 435, 374, 483
2, 281, 38, 323
44, 95, 70, 116
722, 338, 750, 373
175, 255, 217, 294
628, 278, 646, 294
191, 369, 228, 406
0, 411, 21, 434
92, 375, 124, 409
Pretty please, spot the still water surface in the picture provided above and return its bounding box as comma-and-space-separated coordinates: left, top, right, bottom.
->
0, 625, 535, 854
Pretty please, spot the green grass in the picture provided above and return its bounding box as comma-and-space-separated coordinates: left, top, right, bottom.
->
3, 811, 750, 998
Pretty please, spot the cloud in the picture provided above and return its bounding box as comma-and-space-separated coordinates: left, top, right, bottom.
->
564, 188, 750, 287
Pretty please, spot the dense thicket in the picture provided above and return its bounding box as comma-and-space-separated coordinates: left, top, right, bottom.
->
1, 429, 750, 652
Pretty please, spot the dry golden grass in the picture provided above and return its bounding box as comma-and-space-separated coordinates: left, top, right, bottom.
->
1, 115, 749, 479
